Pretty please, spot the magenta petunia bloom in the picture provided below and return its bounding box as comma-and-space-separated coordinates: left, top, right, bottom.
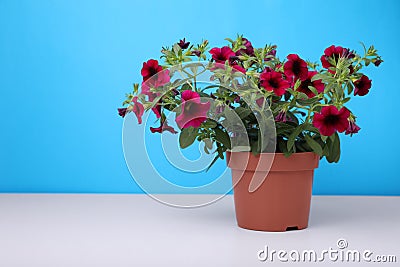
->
284, 54, 309, 81
353, 75, 372, 96
175, 90, 210, 129
297, 71, 325, 98
209, 46, 235, 63
320, 45, 354, 73
260, 70, 290, 96
150, 120, 178, 134
131, 96, 144, 124
345, 121, 361, 136
141, 59, 163, 81
235, 38, 254, 56
178, 38, 190, 49
312, 106, 350, 136
232, 63, 246, 74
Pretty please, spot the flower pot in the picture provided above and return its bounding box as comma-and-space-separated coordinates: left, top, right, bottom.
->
226, 152, 319, 232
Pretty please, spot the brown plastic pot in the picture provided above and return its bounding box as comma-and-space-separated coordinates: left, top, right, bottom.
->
226, 152, 319, 232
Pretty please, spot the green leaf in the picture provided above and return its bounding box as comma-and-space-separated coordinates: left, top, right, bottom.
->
305, 135, 323, 156
296, 97, 320, 106
181, 83, 192, 91
179, 127, 198, 149
234, 107, 252, 119
326, 132, 341, 163
202, 119, 217, 128
287, 124, 305, 151
214, 128, 231, 149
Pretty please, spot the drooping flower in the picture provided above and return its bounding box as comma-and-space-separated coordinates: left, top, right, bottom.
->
374, 59, 383, 67
118, 108, 128, 118
175, 90, 211, 129
312, 106, 350, 136
141, 59, 163, 81
235, 38, 254, 56
275, 111, 287, 122
260, 70, 290, 96
345, 120, 361, 136
132, 96, 144, 124
209, 46, 235, 63
231, 63, 246, 74
178, 38, 190, 49
320, 45, 354, 73
151, 102, 162, 118
192, 50, 201, 57
284, 54, 309, 81
353, 75, 372, 96
264, 49, 277, 61
297, 71, 325, 98
150, 120, 178, 134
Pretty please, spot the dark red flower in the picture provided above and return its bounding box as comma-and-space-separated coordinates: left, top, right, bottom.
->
150, 120, 177, 134
353, 75, 372, 96
312, 106, 350, 136
320, 45, 354, 73
132, 96, 144, 124
264, 49, 277, 61
374, 59, 383, 67
175, 90, 210, 129
297, 71, 325, 98
345, 120, 361, 136
140, 60, 170, 103
235, 38, 254, 56
141, 59, 163, 81
284, 54, 308, 81
178, 38, 190, 49
192, 50, 201, 57
275, 111, 287, 122
118, 108, 128, 118
260, 70, 290, 96
209, 46, 235, 63
232, 64, 246, 74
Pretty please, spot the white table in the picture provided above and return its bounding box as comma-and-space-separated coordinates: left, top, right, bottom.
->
0, 194, 398, 266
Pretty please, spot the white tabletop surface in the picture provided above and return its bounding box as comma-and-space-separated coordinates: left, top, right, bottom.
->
0, 194, 398, 266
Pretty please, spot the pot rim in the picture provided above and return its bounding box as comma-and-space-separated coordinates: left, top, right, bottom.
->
226, 151, 320, 172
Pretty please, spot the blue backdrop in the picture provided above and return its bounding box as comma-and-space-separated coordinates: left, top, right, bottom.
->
1, 0, 399, 195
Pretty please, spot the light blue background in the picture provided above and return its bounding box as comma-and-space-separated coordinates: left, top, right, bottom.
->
1, 0, 399, 195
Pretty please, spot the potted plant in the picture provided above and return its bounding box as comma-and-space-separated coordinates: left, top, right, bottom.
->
118, 35, 382, 231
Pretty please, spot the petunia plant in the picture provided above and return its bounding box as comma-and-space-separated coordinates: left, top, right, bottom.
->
118, 35, 382, 168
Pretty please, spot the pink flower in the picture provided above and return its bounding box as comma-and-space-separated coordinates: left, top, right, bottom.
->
312, 106, 350, 136
353, 75, 372, 96
297, 71, 325, 98
175, 90, 210, 129
132, 97, 144, 124
260, 70, 290, 96
150, 120, 178, 134
284, 54, 308, 81
209, 46, 235, 63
